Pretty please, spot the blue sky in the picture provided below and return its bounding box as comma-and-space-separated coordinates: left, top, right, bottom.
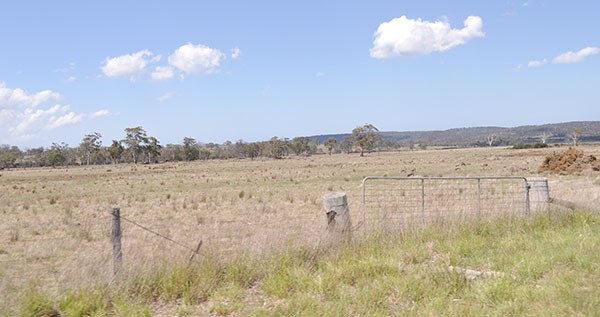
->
1, 0, 599, 148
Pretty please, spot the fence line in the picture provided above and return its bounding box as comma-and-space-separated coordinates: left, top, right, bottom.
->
108, 209, 198, 253
360, 176, 543, 231
3, 175, 590, 311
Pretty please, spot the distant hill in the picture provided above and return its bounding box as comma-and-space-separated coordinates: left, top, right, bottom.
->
310, 121, 600, 146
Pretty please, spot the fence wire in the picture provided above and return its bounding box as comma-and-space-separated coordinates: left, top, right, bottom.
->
360, 177, 544, 231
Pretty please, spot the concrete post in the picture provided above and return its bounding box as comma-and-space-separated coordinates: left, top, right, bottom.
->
323, 192, 352, 238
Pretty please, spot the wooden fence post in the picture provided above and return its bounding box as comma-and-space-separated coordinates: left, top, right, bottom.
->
188, 239, 203, 266
323, 192, 352, 240
111, 207, 122, 276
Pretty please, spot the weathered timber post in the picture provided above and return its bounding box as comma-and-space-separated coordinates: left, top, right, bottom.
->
323, 192, 352, 239
188, 239, 203, 266
111, 207, 122, 276
527, 178, 549, 212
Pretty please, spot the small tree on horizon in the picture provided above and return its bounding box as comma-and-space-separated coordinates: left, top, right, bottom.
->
324, 137, 338, 155
79, 132, 102, 165
340, 136, 353, 154
108, 140, 124, 164
569, 129, 582, 147
540, 132, 552, 144
487, 134, 497, 147
183, 137, 200, 161
291, 137, 310, 156
352, 124, 380, 156
123, 126, 148, 164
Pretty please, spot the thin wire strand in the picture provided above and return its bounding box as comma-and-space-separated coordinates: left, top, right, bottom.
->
109, 210, 196, 253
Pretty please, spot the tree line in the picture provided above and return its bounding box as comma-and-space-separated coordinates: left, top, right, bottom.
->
0, 124, 399, 169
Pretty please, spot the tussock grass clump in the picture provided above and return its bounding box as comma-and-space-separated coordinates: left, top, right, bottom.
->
18, 290, 59, 317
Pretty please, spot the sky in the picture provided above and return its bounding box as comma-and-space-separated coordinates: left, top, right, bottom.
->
1, 0, 599, 148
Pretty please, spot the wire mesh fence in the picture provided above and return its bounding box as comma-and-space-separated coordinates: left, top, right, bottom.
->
360, 176, 549, 231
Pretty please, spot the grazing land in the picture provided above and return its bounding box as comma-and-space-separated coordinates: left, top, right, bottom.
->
1, 146, 599, 316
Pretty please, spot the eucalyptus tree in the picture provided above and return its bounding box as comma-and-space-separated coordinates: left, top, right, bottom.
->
292, 137, 310, 156
182, 137, 200, 161
108, 140, 124, 164
79, 132, 102, 165
352, 123, 380, 156
144, 136, 162, 163
324, 137, 338, 155
0, 145, 21, 169
122, 126, 148, 164
340, 136, 354, 154
46, 142, 69, 167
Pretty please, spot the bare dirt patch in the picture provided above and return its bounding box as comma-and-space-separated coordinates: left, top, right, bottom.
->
538, 147, 600, 174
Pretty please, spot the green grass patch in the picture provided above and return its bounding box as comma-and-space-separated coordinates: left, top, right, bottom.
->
8, 210, 600, 316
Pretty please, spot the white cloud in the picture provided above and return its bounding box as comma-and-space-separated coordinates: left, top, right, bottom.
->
47, 111, 84, 129
102, 50, 154, 78
151, 55, 162, 63
10, 104, 69, 134
0, 83, 90, 142
65, 76, 77, 83
90, 109, 111, 118
370, 15, 485, 58
168, 43, 226, 74
0, 83, 61, 108
552, 47, 600, 64
151, 66, 174, 81
231, 47, 241, 59
158, 91, 175, 102
527, 59, 547, 67
525, 47, 599, 68
316, 71, 325, 77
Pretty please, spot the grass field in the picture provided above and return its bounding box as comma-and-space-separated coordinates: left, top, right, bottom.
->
1, 146, 599, 316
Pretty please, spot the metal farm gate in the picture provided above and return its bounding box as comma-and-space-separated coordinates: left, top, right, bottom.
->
360, 177, 546, 230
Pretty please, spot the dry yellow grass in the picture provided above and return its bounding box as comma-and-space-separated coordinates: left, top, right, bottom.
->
1, 145, 599, 313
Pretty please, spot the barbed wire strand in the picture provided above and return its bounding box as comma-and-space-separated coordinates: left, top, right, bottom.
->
108, 210, 196, 253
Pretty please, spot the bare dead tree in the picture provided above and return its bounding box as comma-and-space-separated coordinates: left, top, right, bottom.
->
487, 135, 497, 147
540, 132, 552, 144
569, 129, 582, 147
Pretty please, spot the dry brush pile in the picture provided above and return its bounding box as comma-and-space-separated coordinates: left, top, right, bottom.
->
538, 147, 600, 174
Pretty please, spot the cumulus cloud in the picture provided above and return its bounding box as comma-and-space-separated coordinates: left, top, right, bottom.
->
370, 15, 484, 58
102, 50, 155, 78
151, 66, 174, 81
47, 111, 84, 129
231, 47, 241, 59
0, 83, 61, 108
552, 47, 600, 64
527, 59, 547, 67
0, 83, 91, 142
9, 104, 80, 135
168, 43, 226, 74
526, 46, 599, 68
90, 109, 111, 118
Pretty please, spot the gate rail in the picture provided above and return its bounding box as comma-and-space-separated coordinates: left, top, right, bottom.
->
360, 176, 532, 229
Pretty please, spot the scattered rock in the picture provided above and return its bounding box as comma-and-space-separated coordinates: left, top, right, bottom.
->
448, 265, 510, 280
